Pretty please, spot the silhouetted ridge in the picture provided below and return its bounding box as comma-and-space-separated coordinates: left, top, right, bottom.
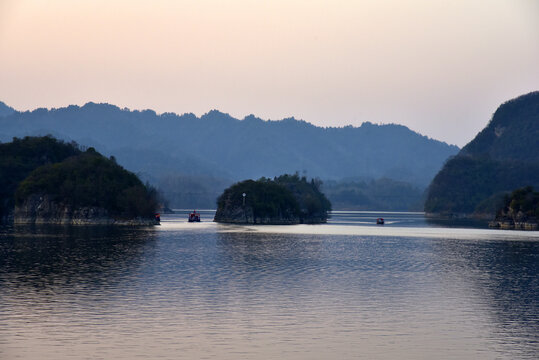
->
461, 91, 539, 162
0, 101, 459, 208
425, 92, 539, 216
0, 101, 15, 117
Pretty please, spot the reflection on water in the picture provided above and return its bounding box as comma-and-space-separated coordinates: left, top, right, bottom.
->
0, 213, 538, 359
434, 239, 539, 352
329, 210, 431, 227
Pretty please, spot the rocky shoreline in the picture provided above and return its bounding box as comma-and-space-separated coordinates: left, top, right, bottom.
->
488, 218, 538, 231
213, 206, 301, 225
425, 212, 538, 230
13, 194, 158, 226
214, 212, 327, 225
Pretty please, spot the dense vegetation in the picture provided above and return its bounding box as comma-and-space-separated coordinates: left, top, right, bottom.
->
216, 179, 300, 222
425, 92, 539, 215
0, 136, 81, 219
425, 156, 539, 214
273, 174, 332, 220
489, 186, 539, 230
215, 174, 331, 224
1, 136, 159, 221
0, 101, 459, 208
498, 186, 539, 219
16, 149, 159, 219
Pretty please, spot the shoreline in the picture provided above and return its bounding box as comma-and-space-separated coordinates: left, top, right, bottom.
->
12, 217, 158, 226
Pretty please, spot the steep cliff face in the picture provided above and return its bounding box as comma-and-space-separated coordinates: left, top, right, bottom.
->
14, 194, 157, 225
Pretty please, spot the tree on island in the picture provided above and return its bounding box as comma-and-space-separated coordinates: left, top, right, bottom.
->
0, 136, 159, 224
0, 136, 81, 220
16, 148, 159, 220
214, 173, 331, 224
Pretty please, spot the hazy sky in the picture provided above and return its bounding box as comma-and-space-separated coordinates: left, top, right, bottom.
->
1, 0, 537, 146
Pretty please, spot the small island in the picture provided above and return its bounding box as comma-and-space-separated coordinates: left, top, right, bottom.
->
1, 136, 159, 225
214, 174, 331, 224
489, 186, 538, 230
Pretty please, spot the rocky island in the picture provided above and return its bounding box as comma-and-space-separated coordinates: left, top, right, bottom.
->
214, 174, 331, 224
1, 136, 159, 225
489, 186, 538, 230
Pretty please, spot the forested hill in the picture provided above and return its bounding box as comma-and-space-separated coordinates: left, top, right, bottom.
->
0, 136, 159, 223
460, 91, 539, 162
0, 102, 458, 187
425, 92, 539, 215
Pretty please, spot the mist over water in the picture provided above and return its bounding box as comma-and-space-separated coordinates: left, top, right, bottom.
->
1, 212, 538, 359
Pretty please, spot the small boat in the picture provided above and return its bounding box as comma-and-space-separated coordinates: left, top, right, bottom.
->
188, 210, 201, 222
154, 213, 161, 223
376, 217, 384, 225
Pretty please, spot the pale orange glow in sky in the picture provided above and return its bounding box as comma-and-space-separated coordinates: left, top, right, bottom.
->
0, 0, 538, 146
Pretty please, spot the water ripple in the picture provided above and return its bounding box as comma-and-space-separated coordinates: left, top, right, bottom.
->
0, 213, 538, 359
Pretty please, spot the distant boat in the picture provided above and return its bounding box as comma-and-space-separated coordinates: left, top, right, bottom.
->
188, 210, 201, 222
154, 213, 161, 223
376, 217, 384, 225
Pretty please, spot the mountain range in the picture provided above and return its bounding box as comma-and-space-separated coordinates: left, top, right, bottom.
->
0, 101, 459, 208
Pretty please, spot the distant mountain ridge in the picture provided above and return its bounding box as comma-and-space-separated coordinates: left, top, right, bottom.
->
425, 91, 539, 215
0, 101, 15, 117
0, 102, 458, 188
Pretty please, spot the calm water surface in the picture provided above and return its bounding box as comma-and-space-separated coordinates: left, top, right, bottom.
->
1, 211, 538, 359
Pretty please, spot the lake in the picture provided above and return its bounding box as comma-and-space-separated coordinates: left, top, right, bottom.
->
1, 211, 538, 359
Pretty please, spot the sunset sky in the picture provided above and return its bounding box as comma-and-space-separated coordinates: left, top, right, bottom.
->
0, 0, 537, 146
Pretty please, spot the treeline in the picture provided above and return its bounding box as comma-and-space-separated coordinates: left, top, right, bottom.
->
0, 101, 459, 189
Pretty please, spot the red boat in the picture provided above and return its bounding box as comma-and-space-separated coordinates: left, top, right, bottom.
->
376, 217, 384, 225
188, 210, 201, 222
